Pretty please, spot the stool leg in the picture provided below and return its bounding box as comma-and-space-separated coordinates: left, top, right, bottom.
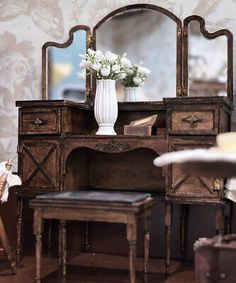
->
127, 221, 137, 283
165, 201, 172, 276
34, 209, 43, 283
144, 212, 151, 274
180, 204, 188, 261
16, 196, 23, 264
61, 220, 67, 276
0, 217, 16, 274
215, 205, 224, 235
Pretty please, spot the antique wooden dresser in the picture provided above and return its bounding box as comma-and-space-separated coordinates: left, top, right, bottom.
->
15, 3, 234, 276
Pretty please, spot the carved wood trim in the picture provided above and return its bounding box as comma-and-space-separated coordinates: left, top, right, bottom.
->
94, 140, 131, 153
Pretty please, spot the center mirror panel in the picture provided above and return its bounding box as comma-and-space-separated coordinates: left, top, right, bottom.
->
94, 8, 178, 102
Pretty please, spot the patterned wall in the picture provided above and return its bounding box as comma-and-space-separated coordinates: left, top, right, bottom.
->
0, 0, 236, 169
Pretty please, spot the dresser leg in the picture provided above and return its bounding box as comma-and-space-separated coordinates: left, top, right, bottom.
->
34, 210, 43, 283
215, 205, 224, 235
61, 220, 67, 276
127, 221, 137, 283
85, 221, 90, 252
16, 196, 23, 264
47, 220, 52, 251
165, 201, 172, 276
225, 202, 232, 234
144, 212, 151, 274
180, 204, 188, 261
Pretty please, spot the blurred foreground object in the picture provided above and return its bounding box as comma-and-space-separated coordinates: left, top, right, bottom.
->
194, 234, 236, 283
153, 132, 236, 201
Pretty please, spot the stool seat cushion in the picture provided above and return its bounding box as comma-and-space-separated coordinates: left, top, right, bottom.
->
36, 191, 151, 204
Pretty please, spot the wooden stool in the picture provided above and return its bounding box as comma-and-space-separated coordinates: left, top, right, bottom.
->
0, 215, 17, 274
30, 191, 154, 283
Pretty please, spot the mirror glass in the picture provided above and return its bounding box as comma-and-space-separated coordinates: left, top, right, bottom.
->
46, 29, 87, 101
188, 21, 227, 97
95, 9, 177, 102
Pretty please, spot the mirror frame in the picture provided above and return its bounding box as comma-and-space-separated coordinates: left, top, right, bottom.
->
183, 15, 233, 101
42, 25, 92, 102
92, 4, 183, 101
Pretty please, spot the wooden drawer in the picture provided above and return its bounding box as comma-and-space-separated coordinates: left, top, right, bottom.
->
20, 108, 60, 134
168, 108, 218, 135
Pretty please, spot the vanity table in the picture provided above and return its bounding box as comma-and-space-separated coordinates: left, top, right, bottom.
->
16, 3, 233, 277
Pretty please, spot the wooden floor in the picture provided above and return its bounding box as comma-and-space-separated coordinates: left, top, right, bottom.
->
0, 253, 195, 283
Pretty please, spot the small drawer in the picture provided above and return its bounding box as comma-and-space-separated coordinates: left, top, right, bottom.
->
20, 109, 60, 134
169, 109, 218, 135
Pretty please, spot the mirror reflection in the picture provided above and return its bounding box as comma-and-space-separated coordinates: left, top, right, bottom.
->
47, 30, 87, 101
188, 21, 227, 97
96, 9, 177, 101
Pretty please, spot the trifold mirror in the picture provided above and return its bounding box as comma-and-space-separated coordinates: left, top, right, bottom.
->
42, 4, 233, 103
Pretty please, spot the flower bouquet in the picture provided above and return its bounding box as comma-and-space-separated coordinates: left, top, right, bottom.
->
80, 48, 131, 80
79, 49, 132, 135
122, 63, 150, 102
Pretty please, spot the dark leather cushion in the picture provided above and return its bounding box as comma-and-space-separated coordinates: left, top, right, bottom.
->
36, 191, 151, 204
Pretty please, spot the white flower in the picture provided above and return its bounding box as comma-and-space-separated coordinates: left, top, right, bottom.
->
87, 48, 95, 56
133, 77, 142, 85
105, 51, 118, 62
138, 66, 150, 75
95, 50, 105, 61
112, 64, 120, 73
100, 66, 110, 77
118, 73, 126, 79
121, 57, 132, 68
79, 59, 87, 69
92, 62, 102, 71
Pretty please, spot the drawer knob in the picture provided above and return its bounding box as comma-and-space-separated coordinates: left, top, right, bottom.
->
34, 118, 43, 126
182, 115, 202, 128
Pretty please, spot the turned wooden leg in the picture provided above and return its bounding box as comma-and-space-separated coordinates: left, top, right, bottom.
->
16, 196, 23, 264
60, 220, 67, 276
165, 201, 172, 276
127, 220, 137, 283
144, 212, 151, 274
225, 202, 232, 235
215, 205, 224, 235
47, 220, 52, 251
180, 204, 188, 261
0, 216, 17, 274
34, 209, 43, 283
85, 221, 90, 252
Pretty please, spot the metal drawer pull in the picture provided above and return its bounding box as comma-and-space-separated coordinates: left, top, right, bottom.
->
34, 118, 44, 126
182, 115, 202, 128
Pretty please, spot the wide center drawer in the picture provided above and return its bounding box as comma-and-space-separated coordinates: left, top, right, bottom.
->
20, 108, 60, 134
168, 108, 218, 135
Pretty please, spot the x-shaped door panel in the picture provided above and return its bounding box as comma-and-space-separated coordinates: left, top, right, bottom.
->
20, 140, 59, 189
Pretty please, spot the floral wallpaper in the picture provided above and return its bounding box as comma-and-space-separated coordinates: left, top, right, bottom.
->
0, 0, 236, 169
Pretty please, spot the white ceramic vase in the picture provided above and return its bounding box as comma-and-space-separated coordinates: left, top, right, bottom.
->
124, 87, 141, 102
94, 79, 118, 135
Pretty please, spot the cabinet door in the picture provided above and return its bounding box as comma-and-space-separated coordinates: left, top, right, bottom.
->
18, 139, 60, 193
167, 139, 224, 201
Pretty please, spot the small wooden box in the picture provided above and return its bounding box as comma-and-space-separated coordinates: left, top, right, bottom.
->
124, 125, 152, 136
